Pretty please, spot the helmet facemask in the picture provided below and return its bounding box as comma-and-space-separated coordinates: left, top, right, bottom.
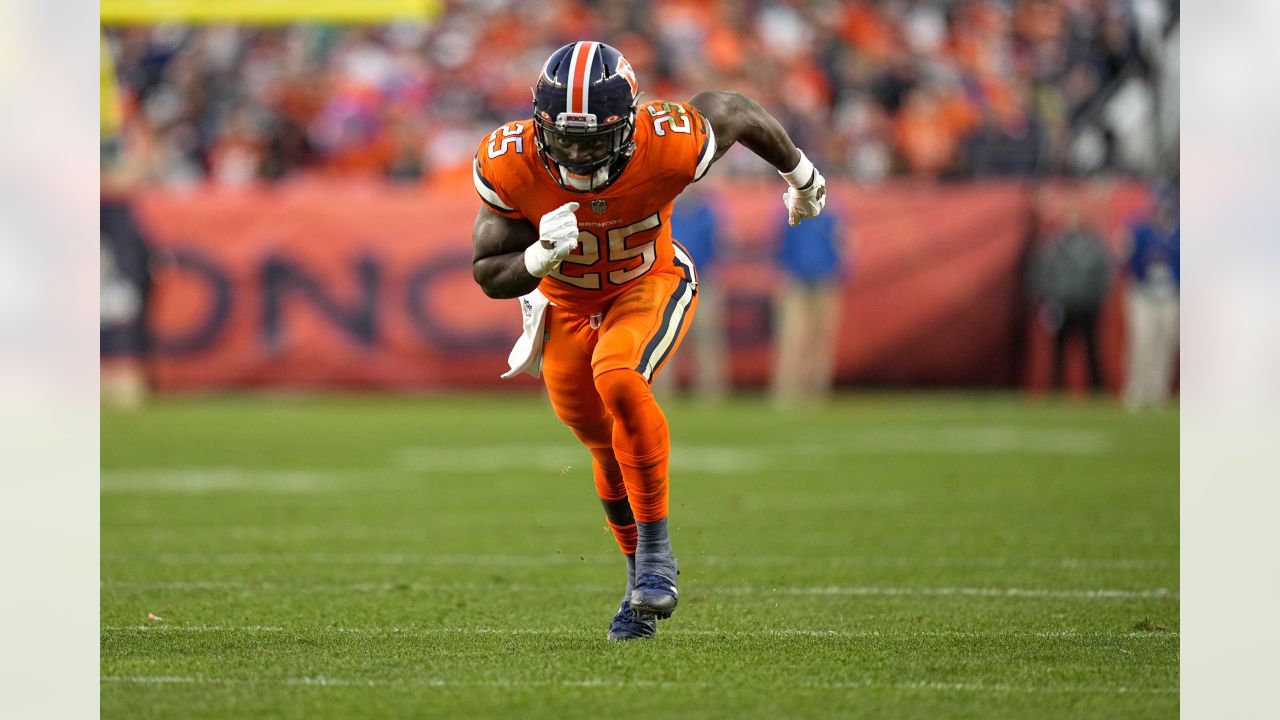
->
533, 108, 636, 192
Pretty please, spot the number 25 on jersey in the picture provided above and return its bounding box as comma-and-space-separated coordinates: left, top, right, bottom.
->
488, 124, 524, 158
550, 213, 661, 289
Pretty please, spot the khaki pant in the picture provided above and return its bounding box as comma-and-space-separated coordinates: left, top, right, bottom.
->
772, 279, 842, 408
1123, 283, 1179, 410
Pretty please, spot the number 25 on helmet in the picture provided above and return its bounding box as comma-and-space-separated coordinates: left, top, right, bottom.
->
532, 41, 639, 192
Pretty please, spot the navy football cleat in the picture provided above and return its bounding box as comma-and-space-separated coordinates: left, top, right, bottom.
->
606, 601, 657, 641
629, 573, 679, 619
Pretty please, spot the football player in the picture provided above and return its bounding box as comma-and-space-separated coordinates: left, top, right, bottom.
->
472, 41, 826, 640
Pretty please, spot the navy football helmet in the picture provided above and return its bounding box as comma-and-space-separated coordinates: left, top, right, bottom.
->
532, 41, 639, 192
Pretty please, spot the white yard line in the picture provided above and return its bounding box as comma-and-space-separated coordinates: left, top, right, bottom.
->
100, 579, 1177, 600
110, 524, 1181, 556
102, 624, 1179, 639
827, 426, 1113, 456
399, 445, 767, 474
761, 586, 1177, 599
100, 674, 1174, 695
104, 552, 609, 567
102, 552, 1176, 571
100, 469, 366, 494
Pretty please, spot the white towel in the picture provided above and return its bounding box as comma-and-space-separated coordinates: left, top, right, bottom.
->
500, 288, 551, 379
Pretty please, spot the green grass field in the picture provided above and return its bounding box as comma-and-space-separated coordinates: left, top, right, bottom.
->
101, 393, 1178, 719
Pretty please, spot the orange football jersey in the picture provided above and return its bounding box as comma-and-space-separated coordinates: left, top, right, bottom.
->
474, 100, 716, 315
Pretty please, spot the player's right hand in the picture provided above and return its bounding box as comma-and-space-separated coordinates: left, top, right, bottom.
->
524, 202, 580, 278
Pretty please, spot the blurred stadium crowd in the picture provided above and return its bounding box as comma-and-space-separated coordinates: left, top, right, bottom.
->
103, 0, 1179, 187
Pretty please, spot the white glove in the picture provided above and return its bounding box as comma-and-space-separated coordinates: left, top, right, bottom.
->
524, 202, 580, 278
780, 150, 826, 226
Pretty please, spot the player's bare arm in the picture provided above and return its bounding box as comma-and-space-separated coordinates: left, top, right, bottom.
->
472, 201, 581, 299
471, 208, 541, 299
688, 91, 799, 170
689, 90, 826, 225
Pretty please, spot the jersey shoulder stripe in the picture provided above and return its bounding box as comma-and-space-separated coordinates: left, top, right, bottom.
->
473, 158, 515, 213
693, 113, 717, 182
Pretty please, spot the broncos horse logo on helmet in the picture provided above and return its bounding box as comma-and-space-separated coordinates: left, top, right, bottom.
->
533, 42, 639, 192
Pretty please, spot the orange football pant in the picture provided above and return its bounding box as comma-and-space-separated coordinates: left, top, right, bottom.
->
541, 268, 698, 553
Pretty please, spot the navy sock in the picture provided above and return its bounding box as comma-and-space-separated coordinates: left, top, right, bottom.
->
635, 518, 677, 582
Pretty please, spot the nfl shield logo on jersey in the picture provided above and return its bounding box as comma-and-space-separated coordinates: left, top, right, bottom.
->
592, 199, 608, 215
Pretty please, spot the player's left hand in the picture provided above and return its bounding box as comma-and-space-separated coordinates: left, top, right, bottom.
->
778, 150, 826, 226
783, 168, 826, 226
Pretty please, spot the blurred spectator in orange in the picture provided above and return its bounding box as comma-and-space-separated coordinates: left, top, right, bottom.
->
895, 80, 979, 177
383, 109, 429, 183
208, 105, 265, 186
840, 0, 898, 64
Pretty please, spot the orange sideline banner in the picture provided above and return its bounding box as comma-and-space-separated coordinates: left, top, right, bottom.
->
131, 179, 1151, 391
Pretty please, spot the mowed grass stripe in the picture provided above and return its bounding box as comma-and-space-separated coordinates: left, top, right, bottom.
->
101, 425, 1119, 483
103, 624, 1180, 644
102, 674, 1175, 695
101, 578, 1175, 599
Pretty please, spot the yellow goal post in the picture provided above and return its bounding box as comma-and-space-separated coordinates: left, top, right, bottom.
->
101, 0, 442, 25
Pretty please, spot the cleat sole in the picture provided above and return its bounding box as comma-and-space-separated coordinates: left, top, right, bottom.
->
629, 600, 676, 620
